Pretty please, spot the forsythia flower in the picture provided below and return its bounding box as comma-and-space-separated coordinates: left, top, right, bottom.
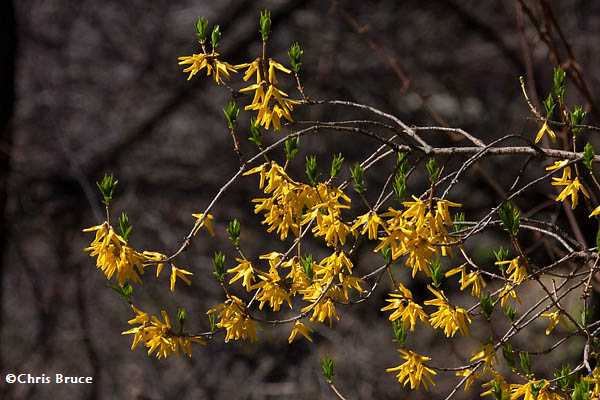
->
551, 167, 589, 209
304, 298, 339, 326
178, 52, 237, 84
445, 263, 486, 297
496, 256, 528, 285
510, 380, 564, 400
227, 258, 256, 291
380, 283, 428, 331
83, 223, 146, 286
170, 265, 193, 292
244, 162, 352, 247
540, 310, 562, 335
386, 349, 437, 391
498, 283, 521, 307
424, 286, 471, 337
237, 58, 299, 130
469, 343, 496, 372
351, 211, 383, 240
191, 213, 215, 236
455, 368, 479, 392
375, 197, 461, 277
207, 296, 257, 342
534, 120, 557, 144
287, 321, 313, 343
122, 306, 206, 358
250, 267, 292, 312
590, 205, 600, 217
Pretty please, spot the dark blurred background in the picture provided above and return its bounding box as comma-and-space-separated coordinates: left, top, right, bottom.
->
2, 1, 600, 399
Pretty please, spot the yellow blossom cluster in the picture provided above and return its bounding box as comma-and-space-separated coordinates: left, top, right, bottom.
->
237, 58, 299, 130
178, 52, 237, 84
207, 296, 257, 342
83, 223, 147, 286
424, 286, 471, 337
122, 306, 206, 358
380, 283, 428, 331
244, 161, 351, 245
375, 197, 461, 277
83, 221, 203, 291
386, 349, 437, 391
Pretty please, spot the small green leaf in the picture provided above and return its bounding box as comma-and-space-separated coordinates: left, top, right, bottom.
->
177, 307, 187, 324
288, 42, 303, 73
305, 155, 318, 185
504, 305, 517, 322
118, 212, 133, 242
300, 255, 314, 280
502, 343, 515, 369
96, 173, 118, 207
498, 201, 520, 236
391, 320, 407, 345
554, 364, 574, 392
425, 158, 439, 183
259, 10, 271, 41
480, 293, 494, 320
330, 153, 344, 179
381, 246, 392, 265
223, 101, 240, 130
543, 93, 555, 118
212, 251, 226, 282
211, 25, 221, 50
553, 67, 566, 102
284, 137, 299, 161
227, 219, 241, 247
248, 118, 262, 147
321, 357, 335, 383
195, 17, 209, 43
571, 105, 587, 136
430, 259, 443, 288
350, 163, 365, 194
519, 352, 531, 377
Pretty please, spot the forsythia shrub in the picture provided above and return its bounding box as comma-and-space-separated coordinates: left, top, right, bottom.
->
83, 10, 600, 399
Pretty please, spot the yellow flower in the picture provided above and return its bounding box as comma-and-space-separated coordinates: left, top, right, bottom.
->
207, 296, 257, 342
142, 251, 168, 278
424, 286, 471, 337
178, 53, 237, 84
237, 58, 299, 130
303, 298, 339, 326
445, 263, 486, 297
351, 211, 383, 240
552, 173, 589, 209
380, 284, 428, 331
227, 258, 255, 291
496, 257, 528, 285
386, 349, 436, 391
541, 310, 562, 335
170, 265, 193, 292
534, 121, 557, 144
287, 321, 313, 343
250, 268, 292, 312
455, 368, 479, 392
122, 306, 205, 358
374, 197, 460, 277
191, 213, 215, 236
469, 343, 496, 372
480, 373, 510, 398
590, 205, 600, 217
545, 159, 569, 172
83, 223, 146, 286
498, 283, 521, 307
510, 379, 564, 400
